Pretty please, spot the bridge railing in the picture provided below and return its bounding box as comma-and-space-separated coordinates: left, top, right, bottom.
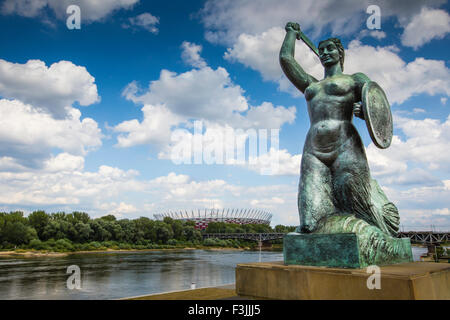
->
398, 231, 449, 244
203, 233, 285, 242
204, 232, 450, 244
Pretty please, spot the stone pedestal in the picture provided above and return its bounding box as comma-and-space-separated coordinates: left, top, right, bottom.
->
284, 233, 413, 268
235, 261, 450, 300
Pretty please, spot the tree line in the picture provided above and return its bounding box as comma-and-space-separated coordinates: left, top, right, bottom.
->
0, 211, 295, 252
204, 221, 295, 234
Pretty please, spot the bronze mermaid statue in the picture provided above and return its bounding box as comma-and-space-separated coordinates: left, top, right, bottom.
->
280, 22, 410, 264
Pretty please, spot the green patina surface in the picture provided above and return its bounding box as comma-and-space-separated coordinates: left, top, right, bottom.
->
284, 232, 413, 269
284, 233, 361, 268
279, 22, 412, 268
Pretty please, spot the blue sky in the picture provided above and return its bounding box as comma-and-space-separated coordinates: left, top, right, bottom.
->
0, 0, 449, 230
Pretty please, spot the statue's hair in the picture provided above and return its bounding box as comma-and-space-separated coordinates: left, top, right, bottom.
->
318, 38, 345, 71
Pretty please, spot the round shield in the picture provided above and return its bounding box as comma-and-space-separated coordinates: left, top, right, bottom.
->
362, 81, 393, 149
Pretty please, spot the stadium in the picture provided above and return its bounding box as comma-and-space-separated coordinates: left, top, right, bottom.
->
153, 208, 272, 230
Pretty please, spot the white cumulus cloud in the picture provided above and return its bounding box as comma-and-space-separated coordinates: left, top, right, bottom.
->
401, 7, 450, 49
2, 0, 139, 22
200, 0, 446, 45
124, 12, 159, 33
0, 164, 143, 209
123, 67, 248, 121
0, 99, 102, 169
224, 32, 450, 104
367, 113, 450, 190
115, 103, 183, 148
343, 41, 450, 105
0, 59, 100, 118
224, 27, 322, 94
181, 41, 208, 69
116, 43, 296, 154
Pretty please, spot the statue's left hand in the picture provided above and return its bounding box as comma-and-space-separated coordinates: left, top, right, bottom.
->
285, 22, 301, 35
353, 102, 364, 119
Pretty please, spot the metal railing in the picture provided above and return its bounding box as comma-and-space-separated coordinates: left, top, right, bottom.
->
203, 233, 284, 242
204, 231, 450, 244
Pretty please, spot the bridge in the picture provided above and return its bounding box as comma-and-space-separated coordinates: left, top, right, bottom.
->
204, 231, 450, 244
203, 233, 284, 242
397, 231, 449, 244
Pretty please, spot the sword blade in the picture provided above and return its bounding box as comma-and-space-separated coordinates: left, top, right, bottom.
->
298, 32, 319, 58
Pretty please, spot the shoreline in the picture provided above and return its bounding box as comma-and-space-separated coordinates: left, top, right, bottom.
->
0, 243, 427, 258
0, 246, 278, 258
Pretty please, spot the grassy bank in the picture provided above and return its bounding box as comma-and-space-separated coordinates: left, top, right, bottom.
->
0, 239, 283, 257
0, 239, 439, 258
0, 247, 254, 258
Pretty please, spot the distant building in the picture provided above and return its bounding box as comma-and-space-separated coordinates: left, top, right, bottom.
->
154, 208, 272, 230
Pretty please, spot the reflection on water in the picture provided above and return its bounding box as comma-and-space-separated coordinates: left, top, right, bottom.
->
411, 246, 428, 261
0, 247, 428, 300
0, 250, 282, 300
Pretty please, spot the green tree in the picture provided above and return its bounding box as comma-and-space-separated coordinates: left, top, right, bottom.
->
154, 221, 174, 243
109, 222, 124, 242
118, 219, 137, 243
42, 220, 72, 240
134, 217, 154, 241
74, 222, 93, 243
28, 211, 50, 240
183, 226, 202, 242
162, 218, 183, 240
274, 225, 296, 233
50, 212, 67, 221
89, 220, 112, 242
100, 215, 117, 222
72, 212, 90, 224
185, 220, 196, 228
163, 217, 174, 225
205, 222, 227, 233
1, 221, 37, 245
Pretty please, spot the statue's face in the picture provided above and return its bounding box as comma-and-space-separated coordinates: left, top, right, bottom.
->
318, 41, 340, 68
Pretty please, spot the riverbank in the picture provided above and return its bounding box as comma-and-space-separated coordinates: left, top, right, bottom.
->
0, 243, 426, 258
0, 250, 70, 257
0, 246, 279, 258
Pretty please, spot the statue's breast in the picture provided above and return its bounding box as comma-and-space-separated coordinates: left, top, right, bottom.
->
304, 83, 320, 101
323, 77, 353, 96
305, 76, 354, 101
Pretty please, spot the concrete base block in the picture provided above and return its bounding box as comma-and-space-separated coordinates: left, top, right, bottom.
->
235, 261, 450, 300
284, 233, 413, 268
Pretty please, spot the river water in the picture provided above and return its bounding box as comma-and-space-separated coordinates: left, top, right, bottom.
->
0, 247, 427, 300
